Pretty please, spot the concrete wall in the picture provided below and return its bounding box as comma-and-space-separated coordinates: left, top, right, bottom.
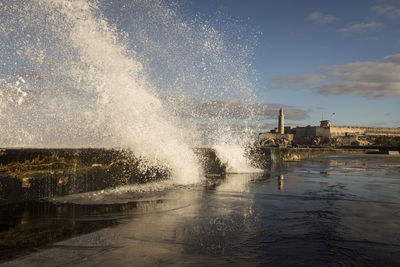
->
0, 148, 230, 203
0, 148, 170, 203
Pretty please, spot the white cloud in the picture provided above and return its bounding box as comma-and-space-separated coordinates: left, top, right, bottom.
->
269, 74, 326, 90
268, 54, 400, 98
338, 21, 384, 33
317, 55, 400, 97
307, 11, 337, 24
372, 5, 400, 19
160, 95, 309, 120
382, 54, 400, 64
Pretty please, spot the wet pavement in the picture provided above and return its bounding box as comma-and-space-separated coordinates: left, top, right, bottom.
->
1, 154, 400, 266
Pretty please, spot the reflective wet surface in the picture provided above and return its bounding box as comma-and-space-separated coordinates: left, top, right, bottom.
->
1, 154, 400, 266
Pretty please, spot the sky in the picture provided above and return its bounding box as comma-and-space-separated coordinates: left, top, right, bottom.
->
1, 0, 399, 138
187, 0, 400, 128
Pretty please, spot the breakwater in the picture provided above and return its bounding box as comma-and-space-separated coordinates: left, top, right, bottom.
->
0, 147, 373, 203
0, 148, 232, 203
0, 148, 170, 203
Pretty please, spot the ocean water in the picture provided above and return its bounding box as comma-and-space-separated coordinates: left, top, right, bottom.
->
1, 153, 399, 266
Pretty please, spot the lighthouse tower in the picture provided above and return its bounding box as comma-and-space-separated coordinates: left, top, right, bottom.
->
278, 108, 284, 134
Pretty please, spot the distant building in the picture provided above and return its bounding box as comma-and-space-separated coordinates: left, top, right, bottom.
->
258, 109, 293, 147
258, 110, 400, 147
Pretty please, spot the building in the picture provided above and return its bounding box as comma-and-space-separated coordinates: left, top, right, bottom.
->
258, 110, 400, 147
258, 108, 294, 147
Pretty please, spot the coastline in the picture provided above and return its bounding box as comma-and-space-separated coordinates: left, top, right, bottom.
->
0, 146, 397, 203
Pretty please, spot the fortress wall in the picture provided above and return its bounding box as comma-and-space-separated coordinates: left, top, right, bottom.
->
330, 126, 400, 137
259, 133, 293, 140
295, 127, 317, 137
316, 127, 330, 138
330, 126, 366, 137
293, 127, 317, 145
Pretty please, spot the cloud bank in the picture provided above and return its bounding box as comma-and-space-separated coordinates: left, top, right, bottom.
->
307, 11, 337, 24
338, 21, 384, 33
269, 74, 326, 90
372, 4, 400, 19
268, 54, 400, 98
160, 95, 309, 121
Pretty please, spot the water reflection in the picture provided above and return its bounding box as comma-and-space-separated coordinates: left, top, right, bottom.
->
179, 173, 263, 256
2, 155, 400, 266
278, 174, 284, 191
215, 173, 266, 193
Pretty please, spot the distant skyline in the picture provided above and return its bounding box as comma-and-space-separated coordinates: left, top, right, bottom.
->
189, 0, 400, 129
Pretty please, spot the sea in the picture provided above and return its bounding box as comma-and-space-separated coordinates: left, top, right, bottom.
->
1, 153, 399, 266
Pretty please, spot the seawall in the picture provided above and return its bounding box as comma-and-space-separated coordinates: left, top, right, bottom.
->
0, 148, 170, 203
250, 147, 373, 168
0, 147, 374, 203
0, 147, 230, 203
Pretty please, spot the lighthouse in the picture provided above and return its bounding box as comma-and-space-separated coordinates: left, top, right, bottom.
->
278, 108, 284, 134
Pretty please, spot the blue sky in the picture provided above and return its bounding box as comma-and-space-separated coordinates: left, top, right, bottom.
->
186, 0, 400, 128
1, 0, 399, 135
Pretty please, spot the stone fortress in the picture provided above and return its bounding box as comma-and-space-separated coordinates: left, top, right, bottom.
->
258, 109, 400, 147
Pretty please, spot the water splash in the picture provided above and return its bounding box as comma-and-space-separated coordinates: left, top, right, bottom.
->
54, 0, 199, 183
213, 127, 262, 173
0, 0, 261, 183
